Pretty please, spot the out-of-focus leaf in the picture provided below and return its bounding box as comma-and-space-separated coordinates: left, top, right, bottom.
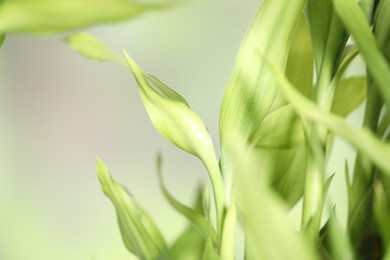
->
0, 0, 169, 34
220, 203, 236, 260
267, 60, 390, 176
252, 105, 304, 149
0, 34, 4, 48
168, 226, 205, 260
285, 14, 313, 98
225, 131, 318, 260
123, 50, 226, 247
378, 111, 390, 139
96, 158, 167, 260
333, 0, 390, 109
374, 0, 390, 60
328, 210, 355, 260
65, 32, 126, 66
374, 180, 390, 248
331, 76, 367, 116
156, 153, 216, 242
167, 185, 210, 260
203, 237, 219, 260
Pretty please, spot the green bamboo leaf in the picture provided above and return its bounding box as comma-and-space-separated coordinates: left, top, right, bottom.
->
219, 0, 306, 211
96, 158, 167, 260
285, 14, 313, 97
156, 153, 216, 242
331, 76, 367, 116
220, 0, 306, 142
0, 0, 169, 34
333, 0, 390, 109
306, 0, 332, 75
266, 59, 390, 176
252, 105, 304, 149
123, 50, 226, 248
65, 32, 126, 66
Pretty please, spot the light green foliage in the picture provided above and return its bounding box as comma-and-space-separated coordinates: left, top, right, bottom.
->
65, 32, 126, 66
96, 158, 167, 259
0, 0, 169, 35
61, 0, 390, 258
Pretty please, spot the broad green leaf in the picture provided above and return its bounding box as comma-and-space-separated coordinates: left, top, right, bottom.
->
285, 14, 313, 97
123, 50, 226, 248
96, 158, 167, 260
252, 105, 304, 149
65, 32, 126, 66
220, 0, 307, 142
0, 0, 169, 34
219, 0, 306, 211
267, 60, 390, 176
333, 0, 390, 110
156, 153, 216, 242
328, 211, 355, 260
331, 76, 367, 116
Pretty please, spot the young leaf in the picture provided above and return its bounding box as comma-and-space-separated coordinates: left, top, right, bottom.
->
220, 203, 236, 260
96, 158, 167, 260
333, 0, 390, 109
156, 153, 216, 242
0, 0, 170, 34
123, 50, 226, 248
331, 76, 367, 116
65, 32, 126, 66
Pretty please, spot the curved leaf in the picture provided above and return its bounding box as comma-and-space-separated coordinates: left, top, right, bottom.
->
96, 158, 167, 260
0, 0, 169, 34
65, 32, 126, 66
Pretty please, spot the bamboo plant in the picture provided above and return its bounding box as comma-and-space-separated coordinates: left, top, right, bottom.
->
66, 0, 390, 258
3, 0, 389, 258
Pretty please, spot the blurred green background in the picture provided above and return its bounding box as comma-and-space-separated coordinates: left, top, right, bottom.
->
0, 0, 365, 259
